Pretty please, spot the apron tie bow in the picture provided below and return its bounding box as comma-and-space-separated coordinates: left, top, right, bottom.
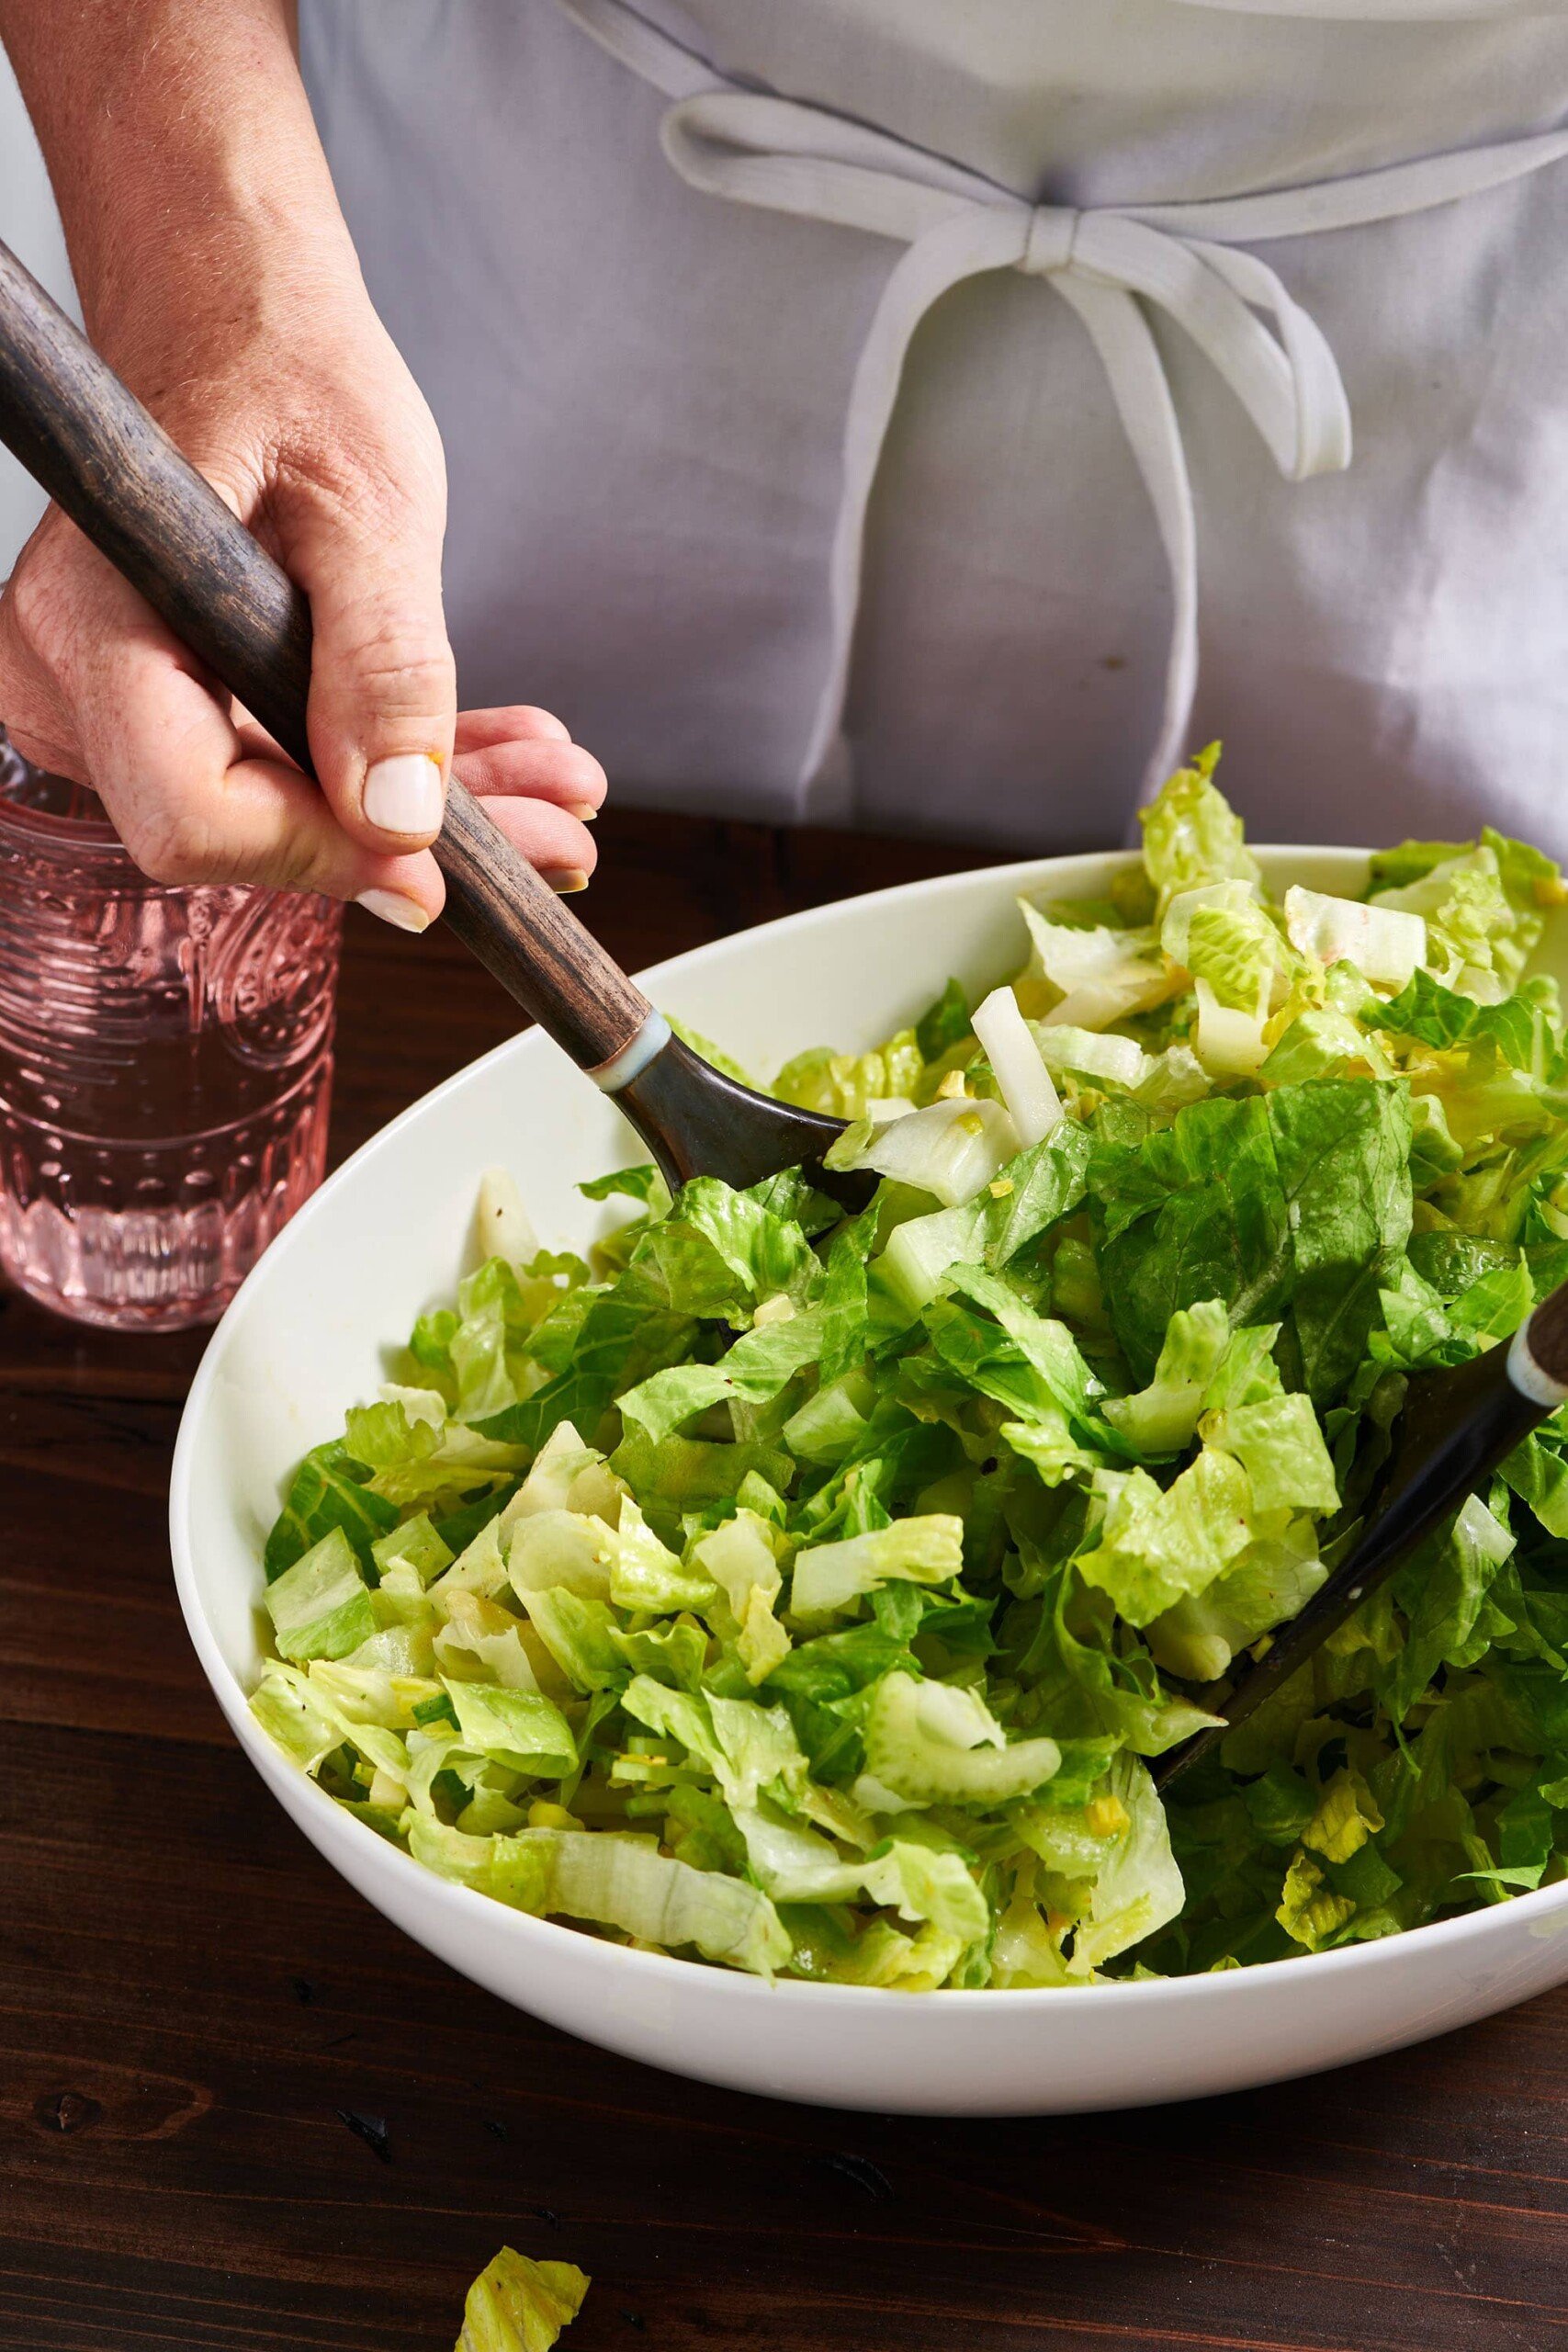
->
1021, 205, 1079, 278
564, 0, 1568, 815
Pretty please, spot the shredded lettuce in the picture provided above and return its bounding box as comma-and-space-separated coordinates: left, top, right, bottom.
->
972, 985, 1064, 1146
456, 2248, 588, 2352
254, 750, 1568, 1990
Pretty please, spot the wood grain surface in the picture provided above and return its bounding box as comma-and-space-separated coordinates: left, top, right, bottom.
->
3, 806, 1566, 2352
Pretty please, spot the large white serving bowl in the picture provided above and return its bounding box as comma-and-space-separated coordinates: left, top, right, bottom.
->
171, 844, 1568, 2116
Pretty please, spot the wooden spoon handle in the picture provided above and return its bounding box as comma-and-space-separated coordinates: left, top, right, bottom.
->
0, 238, 655, 1072
1520, 1277, 1568, 1397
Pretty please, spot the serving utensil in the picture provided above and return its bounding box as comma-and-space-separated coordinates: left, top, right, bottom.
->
1155, 1285, 1568, 1787
0, 238, 852, 1198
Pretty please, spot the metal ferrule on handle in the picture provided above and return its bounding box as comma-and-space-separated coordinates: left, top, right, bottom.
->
1508, 1313, 1568, 1410
588, 1011, 672, 1092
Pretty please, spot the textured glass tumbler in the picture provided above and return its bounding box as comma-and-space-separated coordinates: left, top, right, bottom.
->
0, 742, 343, 1329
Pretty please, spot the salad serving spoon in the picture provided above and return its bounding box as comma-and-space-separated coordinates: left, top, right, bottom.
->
0, 237, 853, 1199
0, 238, 1562, 1758
1155, 1283, 1568, 1786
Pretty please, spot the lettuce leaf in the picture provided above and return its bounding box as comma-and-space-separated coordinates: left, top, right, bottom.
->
456, 2249, 589, 2352
254, 758, 1568, 1993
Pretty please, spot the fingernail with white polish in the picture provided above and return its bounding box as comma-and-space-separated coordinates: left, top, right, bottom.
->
363, 752, 444, 834
547, 867, 590, 895
357, 888, 432, 933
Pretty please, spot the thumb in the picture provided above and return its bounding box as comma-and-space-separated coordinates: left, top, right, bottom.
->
285, 462, 457, 854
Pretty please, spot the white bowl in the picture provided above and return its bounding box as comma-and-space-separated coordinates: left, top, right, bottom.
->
170, 845, 1568, 2115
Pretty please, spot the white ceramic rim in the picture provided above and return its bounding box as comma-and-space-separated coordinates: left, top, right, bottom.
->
168, 845, 1568, 2014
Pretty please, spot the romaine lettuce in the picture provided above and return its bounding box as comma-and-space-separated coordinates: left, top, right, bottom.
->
253, 752, 1568, 1991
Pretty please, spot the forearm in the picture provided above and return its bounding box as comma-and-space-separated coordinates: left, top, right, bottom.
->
0, 0, 603, 906
0, 0, 357, 372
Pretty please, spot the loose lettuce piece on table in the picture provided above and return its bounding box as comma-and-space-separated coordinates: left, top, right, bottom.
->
455, 2247, 589, 2352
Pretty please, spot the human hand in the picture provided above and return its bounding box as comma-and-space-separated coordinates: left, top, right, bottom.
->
0, 266, 604, 928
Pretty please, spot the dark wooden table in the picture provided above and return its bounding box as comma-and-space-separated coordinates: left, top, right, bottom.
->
4, 808, 1566, 2352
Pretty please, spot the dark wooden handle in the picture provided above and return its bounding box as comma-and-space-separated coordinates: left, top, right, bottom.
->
0, 238, 653, 1070
1526, 1279, 1568, 1389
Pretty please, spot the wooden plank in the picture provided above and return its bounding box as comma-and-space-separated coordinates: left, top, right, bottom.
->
1, 808, 1565, 2352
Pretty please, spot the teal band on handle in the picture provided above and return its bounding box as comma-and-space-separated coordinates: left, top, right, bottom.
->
589, 1010, 671, 1093
1508, 1319, 1568, 1410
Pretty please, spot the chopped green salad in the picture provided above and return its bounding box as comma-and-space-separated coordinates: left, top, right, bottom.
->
254, 750, 1568, 1986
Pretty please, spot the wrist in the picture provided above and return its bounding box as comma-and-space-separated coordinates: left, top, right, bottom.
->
88, 208, 367, 407
1, 0, 359, 371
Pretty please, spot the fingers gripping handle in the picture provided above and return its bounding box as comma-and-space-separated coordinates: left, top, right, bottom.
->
0, 236, 656, 1073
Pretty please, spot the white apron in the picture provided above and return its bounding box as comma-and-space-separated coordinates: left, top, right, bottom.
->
299, 0, 1568, 854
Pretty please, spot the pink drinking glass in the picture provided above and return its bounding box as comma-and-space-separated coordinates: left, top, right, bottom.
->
0, 737, 343, 1329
